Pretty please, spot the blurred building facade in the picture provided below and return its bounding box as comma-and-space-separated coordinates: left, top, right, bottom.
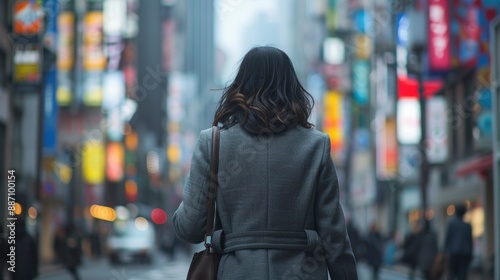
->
320, 0, 499, 277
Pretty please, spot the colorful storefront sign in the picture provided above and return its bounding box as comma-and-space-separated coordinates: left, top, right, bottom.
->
428, 0, 451, 71
13, 1, 43, 35
426, 96, 448, 163
57, 11, 75, 106
57, 11, 75, 71
323, 91, 344, 161
43, 66, 58, 154
352, 60, 370, 105
82, 141, 105, 184
397, 99, 421, 145
450, 0, 500, 81
376, 118, 398, 180
13, 44, 41, 84
106, 142, 124, 182
83, 11, 106, 71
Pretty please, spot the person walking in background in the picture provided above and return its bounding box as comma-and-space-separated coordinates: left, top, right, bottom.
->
402, 221, 423, 280
365, 223, 383, 280
172, 46, 358, 279
53, 225, 82, 280
417, 220, 438, 280
445, 204, 473, 280
384, 230, 400, 266
346, 217, 367, 262
12, 218, 38, 280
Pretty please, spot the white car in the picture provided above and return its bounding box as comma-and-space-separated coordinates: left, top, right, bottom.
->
106, 219, 156, 264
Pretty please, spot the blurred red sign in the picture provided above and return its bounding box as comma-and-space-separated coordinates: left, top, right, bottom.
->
397, 75, 443, 99
13, 2, 43, 35
428, 0, 451, 70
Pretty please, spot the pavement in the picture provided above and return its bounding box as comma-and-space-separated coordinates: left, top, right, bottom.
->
30, 254, 488, 280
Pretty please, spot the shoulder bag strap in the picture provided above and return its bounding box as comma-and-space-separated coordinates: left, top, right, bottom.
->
204, 126, 220, 248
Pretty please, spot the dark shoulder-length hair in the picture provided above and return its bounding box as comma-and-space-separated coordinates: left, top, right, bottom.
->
213, 46, 314, 134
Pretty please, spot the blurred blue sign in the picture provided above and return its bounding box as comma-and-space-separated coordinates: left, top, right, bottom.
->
477, 112, 492, 135
43, 66, 58, 154
43, 0, 58, 52
396, 13, 409, 47
478, 88, 492, 109
352, 60, 370, 105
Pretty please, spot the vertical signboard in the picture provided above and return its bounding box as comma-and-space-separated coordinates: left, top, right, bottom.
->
428, 0, 451, 70
57, 11, 75, 106
82, 141, 105, 184
83, 10, 106, 106
43, 0, 58, 155
396, 13, 409, 76
397, 99, 421, 145
43, 66, 58, 154
426, 96, 448, 163
352, 60, 370, 106
376, 118, 398, 179
106, 142, 124, 182
323, 91, 344, 162
12, 1, 43, 88
83, 11, 106, 71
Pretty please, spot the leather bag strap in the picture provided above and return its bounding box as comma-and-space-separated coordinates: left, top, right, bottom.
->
204, 126, 220, 247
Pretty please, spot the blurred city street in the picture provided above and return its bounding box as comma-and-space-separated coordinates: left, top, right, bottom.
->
1, 0, 500, 279
37, 252, 191, 280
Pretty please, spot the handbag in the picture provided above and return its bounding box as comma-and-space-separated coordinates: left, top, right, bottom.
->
186, 126, 221, 280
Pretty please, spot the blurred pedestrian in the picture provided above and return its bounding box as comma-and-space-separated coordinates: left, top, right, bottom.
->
365, 223, 383, 280
346, 217, 366, 262
417, 219, 438, 280
172, 46, 358, 279
89, 229, 101, 259
53, 225, 82, 280
12, 218, 38, 280
402, 222, 423, 280
444, 204, 473, 280
384, 230, 400, 266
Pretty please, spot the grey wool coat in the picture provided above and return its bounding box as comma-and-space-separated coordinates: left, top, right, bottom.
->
173, 125, 358, 279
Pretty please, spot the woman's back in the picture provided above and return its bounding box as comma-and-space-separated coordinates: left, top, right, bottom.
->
174, 126, 357, 279
217, 125, 325, 233
172, 46, 357, 279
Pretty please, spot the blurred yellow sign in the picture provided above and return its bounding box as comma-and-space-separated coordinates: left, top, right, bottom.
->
323, 91, 344, 156
82, 141, 105, 184
83, 11, 106, 71
167, 144, 181, 164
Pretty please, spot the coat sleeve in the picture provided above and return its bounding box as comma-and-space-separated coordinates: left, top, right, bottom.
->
314, 135, 358, 279
172, 129, 211, 243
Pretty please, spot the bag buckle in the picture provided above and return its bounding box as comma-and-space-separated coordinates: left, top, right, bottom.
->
204, 234, 212, 247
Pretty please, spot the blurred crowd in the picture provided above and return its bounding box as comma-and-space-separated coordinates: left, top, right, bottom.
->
348, 204, 493, 280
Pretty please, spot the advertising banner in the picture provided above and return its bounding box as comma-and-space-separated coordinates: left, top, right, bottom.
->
43, 66, 58, 154
323, 91, 344, 162
57, 11, 74, 106
426, 96, 448, 163
376, 118, 398, 180
83, 11, 106, 71
82, 141, 105, 184
397, 99, 421, 145
106, 142, 124, 182
13, 44, 41, 84
428, 0, 451, 70
13, 1, 43, 35
352, 60, 370, 106
57, 11, 75, 71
